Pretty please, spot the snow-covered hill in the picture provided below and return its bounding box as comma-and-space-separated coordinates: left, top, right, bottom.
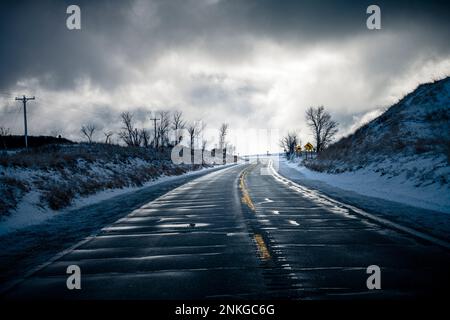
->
306, 77, 450, 190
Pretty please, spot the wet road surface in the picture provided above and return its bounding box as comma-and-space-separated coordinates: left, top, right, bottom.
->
4, 160, 450, 299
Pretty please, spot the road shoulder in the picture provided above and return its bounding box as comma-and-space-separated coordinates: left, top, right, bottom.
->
277, 160, 450, 243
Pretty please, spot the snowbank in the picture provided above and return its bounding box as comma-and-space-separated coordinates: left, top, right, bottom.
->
281, 157, 450, 214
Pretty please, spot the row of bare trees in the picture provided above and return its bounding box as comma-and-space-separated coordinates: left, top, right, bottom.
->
81, 111, 185, 148
280, 106, 338, 156
80, 111, 231, 158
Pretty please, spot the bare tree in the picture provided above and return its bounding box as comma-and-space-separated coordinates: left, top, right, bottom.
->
280, 132, 298, 156
187, 122, 199, 165
157, 111, 171, 149
80, 124, 97, 143
119, 112, 141, 147
305, 106, 338, 153
218, 123, 228, 150
140, 129, 151, 147
103, 131, 114, 144
197, 121, 207, 164
172, 111, 186, 145
195, 121, 207, 149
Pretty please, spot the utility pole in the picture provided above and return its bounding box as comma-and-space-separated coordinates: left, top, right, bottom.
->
15, 95, 35, 149
149, 117, 160, 149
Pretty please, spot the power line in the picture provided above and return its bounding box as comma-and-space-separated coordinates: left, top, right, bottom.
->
15, 95, 35, 149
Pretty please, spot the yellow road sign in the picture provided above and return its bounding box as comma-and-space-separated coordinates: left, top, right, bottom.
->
304, 142, 314, 151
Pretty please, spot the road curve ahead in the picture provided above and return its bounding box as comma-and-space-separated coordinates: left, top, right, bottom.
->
4, 160, 450, 300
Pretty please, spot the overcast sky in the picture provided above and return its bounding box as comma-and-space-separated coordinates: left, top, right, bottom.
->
1, 0, 449, 154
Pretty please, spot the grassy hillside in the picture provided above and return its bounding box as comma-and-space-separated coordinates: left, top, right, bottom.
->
0, 143, 204, 217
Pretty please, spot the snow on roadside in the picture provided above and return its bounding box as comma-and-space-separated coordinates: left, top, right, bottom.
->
0, 191, 54, 234
0, 164, 234, 235
280, 157, 450, 214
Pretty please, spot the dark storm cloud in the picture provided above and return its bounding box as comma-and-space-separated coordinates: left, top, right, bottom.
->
0, 0, 449, 91
0, 0, 134, 90
1, 0, 449, 151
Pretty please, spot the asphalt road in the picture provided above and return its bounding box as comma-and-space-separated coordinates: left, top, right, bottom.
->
4, 160, 450, 299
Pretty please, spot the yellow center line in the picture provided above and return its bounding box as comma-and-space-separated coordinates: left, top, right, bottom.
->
239, 166, 271, 261
239, 167, 256, 211
253, 234, 271, 260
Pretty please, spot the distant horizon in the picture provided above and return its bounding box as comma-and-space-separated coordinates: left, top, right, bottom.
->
3, 75, 448, 156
